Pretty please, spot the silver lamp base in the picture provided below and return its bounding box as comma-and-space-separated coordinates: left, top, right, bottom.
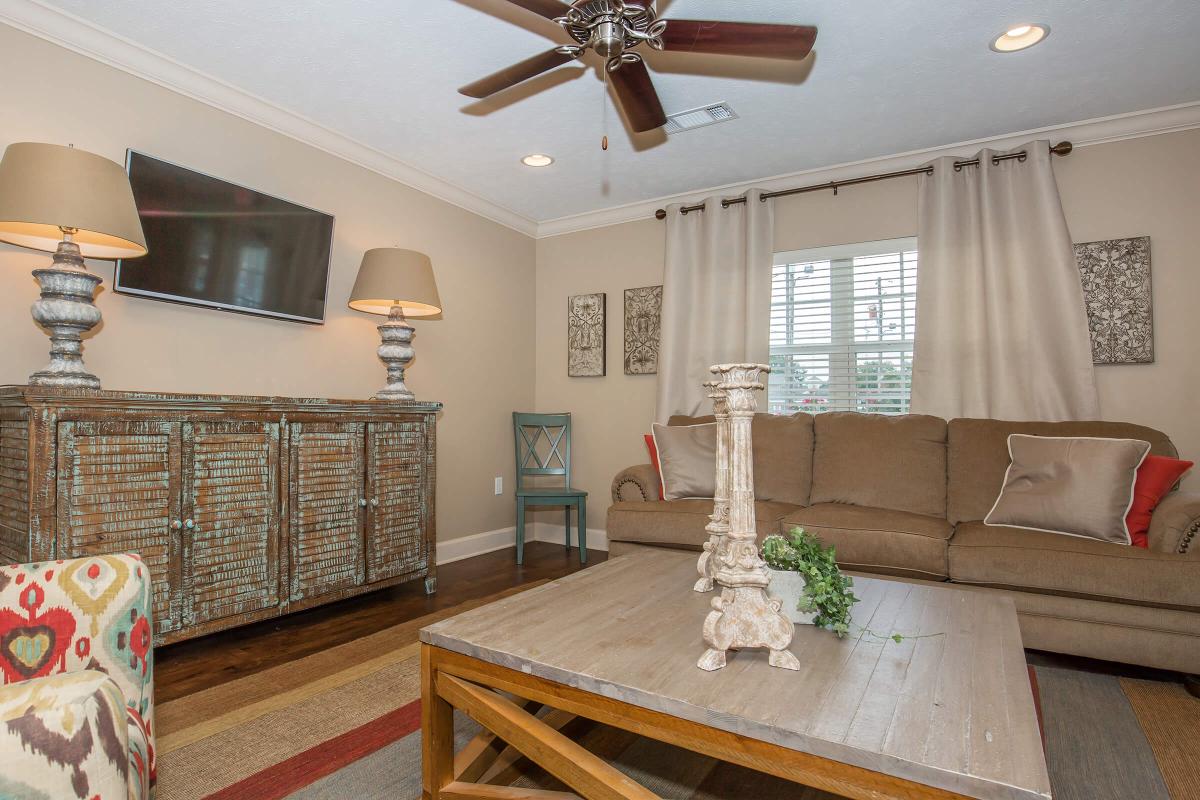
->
29, 239, 103, 390
374, 304, 416, 401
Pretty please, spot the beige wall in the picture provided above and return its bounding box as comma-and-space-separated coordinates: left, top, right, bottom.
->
535, 129, 1200, 523
0, 25, 536, 543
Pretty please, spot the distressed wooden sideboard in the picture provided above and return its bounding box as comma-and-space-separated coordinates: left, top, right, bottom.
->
0, 386, 439, 645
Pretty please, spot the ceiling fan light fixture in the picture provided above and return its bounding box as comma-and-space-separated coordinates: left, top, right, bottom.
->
460, 1, 818, 138
990, 23, 1049, 52
522, 154, 555, 168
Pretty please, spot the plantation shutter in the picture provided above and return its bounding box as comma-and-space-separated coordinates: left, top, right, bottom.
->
768, 238, 918, 415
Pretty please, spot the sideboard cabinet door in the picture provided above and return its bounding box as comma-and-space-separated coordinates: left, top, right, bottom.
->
0, 416, 30, 563
56, 420, 183, 635
289, 422, 366, 600
365, 421, 429, 583
183, 421, 282, 627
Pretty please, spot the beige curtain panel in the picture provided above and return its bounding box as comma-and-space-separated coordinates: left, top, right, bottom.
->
911, 140, 1099, 421
656, 189, 774, 422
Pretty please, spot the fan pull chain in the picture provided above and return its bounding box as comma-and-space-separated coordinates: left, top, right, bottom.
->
602, 61, 609, 151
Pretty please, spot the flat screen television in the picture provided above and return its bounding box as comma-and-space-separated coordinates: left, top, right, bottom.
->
115, 151, 335, 324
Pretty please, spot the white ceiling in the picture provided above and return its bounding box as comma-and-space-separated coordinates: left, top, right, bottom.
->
25, 0, 1200, 227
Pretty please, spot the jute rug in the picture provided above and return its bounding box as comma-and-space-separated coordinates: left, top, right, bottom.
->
158, 586, 1200, 800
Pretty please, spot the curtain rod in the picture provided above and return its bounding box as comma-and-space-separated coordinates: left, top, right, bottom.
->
654, 141, 1074, 220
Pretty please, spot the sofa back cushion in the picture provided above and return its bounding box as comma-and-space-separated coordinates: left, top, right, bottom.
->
810, 412, 948, 518
668, 412, 814, 506
947, 418, 1178, 524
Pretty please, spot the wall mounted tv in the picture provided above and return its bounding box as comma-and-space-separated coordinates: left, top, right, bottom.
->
115, 151, 335, 324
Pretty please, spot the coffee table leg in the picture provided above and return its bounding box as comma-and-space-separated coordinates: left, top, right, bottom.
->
422, 644, 455, 799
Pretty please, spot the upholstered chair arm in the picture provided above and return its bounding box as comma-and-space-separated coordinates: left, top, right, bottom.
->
0, 554, 155, 796
0, 669, 132, 799
612, 464, 661, 503
1147, 491, 1200, 554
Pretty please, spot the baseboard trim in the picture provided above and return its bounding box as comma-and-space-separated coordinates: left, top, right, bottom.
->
435, 522, 608, 565
435, 526, 518, 565
530, 521, 609, 552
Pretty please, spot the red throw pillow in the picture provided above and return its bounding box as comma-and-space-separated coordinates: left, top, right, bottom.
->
1126, 455, 1194, 548
644, 434, 665, 500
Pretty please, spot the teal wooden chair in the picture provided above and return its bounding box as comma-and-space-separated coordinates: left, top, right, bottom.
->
513, 412, 587, 565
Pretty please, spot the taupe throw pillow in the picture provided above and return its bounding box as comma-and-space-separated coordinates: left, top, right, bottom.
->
984, 435, 1151, 545
652, 422, 717, 501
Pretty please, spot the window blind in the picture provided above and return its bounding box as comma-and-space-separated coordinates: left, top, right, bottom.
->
769, 239, 918, 415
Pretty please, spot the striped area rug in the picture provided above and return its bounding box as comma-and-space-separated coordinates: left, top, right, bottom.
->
157, 594, 1200, 799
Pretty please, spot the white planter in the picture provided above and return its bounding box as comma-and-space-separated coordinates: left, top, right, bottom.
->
765, 568, 819, 626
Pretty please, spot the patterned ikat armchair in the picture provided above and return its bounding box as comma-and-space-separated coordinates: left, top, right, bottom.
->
0, 554, 155, 799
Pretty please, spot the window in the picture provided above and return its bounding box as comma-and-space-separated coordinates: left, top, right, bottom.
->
769, 238, 918, 415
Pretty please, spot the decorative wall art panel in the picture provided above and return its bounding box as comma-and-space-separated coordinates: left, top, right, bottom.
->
568, 293, 606, 377
624, 285, 663, 375
1074, 237, 1153, 365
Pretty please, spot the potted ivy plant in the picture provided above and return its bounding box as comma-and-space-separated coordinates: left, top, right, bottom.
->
762, 527, 859, 637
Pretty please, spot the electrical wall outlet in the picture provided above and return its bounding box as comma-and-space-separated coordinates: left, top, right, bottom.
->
494, 476, 503, 495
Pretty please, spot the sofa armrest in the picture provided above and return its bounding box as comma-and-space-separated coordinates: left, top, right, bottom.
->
0, 670, 131, 799
1147, 491, 1200, 554
612, 463, 661, 503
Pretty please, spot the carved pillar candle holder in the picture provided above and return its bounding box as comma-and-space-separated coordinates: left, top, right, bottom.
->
697, 363, 799, 672
694, 380, 730, 592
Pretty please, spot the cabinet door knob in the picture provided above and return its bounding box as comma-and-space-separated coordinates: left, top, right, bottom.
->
371, 498, 379, 508
184, 519, 195, 530
359, 498, 368, 507
171, 520, 183, 530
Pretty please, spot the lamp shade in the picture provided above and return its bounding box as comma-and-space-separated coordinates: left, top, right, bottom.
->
348, 248, 442, 317
0, 143, 147, 260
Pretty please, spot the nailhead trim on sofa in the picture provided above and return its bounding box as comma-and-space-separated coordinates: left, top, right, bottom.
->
1182, 519, 1199, 554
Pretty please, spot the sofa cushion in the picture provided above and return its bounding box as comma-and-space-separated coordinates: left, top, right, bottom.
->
780, 503, 952, 581
668, 412, 814, 506
947, 418, 1178, 525
606, 499, 799, 550
949, 521, 1200, 611
809, 412, 948, 517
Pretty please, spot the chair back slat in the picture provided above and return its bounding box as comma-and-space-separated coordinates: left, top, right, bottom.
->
513, 412, 572, 490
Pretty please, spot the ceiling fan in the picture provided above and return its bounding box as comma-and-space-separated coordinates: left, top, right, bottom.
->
459, 0, 817, 134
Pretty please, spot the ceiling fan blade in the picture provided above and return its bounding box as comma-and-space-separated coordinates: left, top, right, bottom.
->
609, 58, 667, 133
501, 0, 571, 20
660, 20, 817, 60
459, 49, 579, 98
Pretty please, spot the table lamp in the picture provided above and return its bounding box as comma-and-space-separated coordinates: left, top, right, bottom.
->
348, 247, 441, 401
0, 142, 147, 389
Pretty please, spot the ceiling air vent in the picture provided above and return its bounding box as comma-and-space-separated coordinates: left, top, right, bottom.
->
663, 102, 739, 135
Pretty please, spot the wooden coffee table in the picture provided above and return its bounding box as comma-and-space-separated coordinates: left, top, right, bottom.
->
420, 549, 1051, 800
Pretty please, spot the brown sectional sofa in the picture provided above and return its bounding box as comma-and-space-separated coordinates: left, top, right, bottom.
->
608, 412, 1200, 674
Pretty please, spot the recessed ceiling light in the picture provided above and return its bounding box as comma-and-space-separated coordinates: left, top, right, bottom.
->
521, 154, 554, 168
991, 23, 1049, 52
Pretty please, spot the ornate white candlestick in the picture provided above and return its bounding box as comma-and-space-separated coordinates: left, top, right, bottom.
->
694, 380, 730, 592
697, 363, 799, 672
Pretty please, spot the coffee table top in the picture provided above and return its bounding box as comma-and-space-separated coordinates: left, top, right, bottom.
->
420, 549, 1051, 800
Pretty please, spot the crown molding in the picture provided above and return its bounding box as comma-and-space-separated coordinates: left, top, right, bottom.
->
536, 101, 1200, 238
0, 0, 540, 238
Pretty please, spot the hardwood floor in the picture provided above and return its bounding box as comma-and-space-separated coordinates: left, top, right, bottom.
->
156, 542, 605, 703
